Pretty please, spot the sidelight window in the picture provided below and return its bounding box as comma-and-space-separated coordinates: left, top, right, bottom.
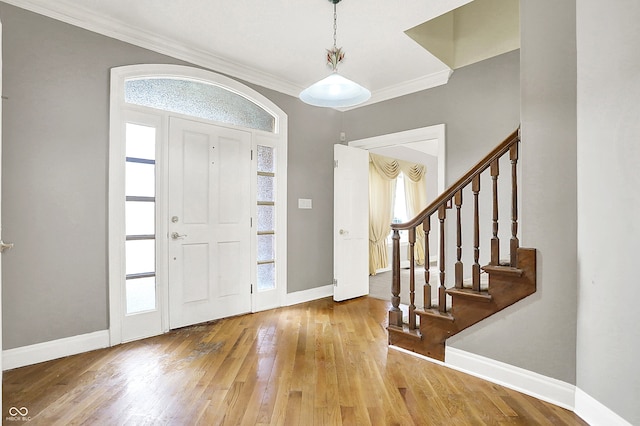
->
124, 123, 157, 314
256, 145, 276, 291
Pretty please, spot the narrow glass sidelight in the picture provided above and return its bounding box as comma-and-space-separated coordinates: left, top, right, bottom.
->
124, 122, 157, 314
257, 144, 275, 172
125, 201, 155, 235
126, 277, 156, 314
257, 205, 275, 232
256, 145, 276, 291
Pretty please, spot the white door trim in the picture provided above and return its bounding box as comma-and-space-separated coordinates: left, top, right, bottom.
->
347, 124, 446, 274
108, 64, 288, 346
347, 124, 446, 196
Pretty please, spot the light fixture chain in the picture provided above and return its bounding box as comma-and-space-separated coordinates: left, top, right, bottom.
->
326, 0, 344, 72
333, 3, 338, 49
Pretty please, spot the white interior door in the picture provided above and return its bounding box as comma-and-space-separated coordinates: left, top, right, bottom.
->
168, 117, 251, 329
334, 144, 369, 301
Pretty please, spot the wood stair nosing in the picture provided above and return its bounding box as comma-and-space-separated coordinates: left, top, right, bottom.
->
446, 288, 493, 303
415, 307, 455, 322
482, 264, 524, 277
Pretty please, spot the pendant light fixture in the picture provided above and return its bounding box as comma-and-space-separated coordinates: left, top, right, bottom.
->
299, 0, 371, 108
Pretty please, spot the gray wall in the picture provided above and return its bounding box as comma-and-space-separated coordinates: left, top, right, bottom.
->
1, 4, 179, 349
576, 1, 640, 424
341, 50, 521, 183
447, 0, 579, 384
260, 90, 340, 294
0, 3, 338, 349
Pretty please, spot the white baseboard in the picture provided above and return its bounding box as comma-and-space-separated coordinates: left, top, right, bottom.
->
396, 345, 631, 424
3, 330, 110, 371
574, 388, 632, 426
391, 345, 576, 410
444, 347, 576, 410
286, 284, 333, 306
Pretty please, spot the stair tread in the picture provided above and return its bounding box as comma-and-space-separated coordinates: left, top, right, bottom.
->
446, 288, 493, 302
415, 307, 455, 321
482, 264, 524, 277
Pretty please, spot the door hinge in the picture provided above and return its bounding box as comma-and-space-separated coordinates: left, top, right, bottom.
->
333, 278, 338, 286
251, 284, 253, 294
250, 217, 253, 227
334, 160, 338, 168
251, 149, 253, 160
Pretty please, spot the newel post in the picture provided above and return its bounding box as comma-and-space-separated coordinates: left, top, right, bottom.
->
389, 229, 403, 327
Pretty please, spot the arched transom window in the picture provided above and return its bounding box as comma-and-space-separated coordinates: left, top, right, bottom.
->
124, 77, 276, 132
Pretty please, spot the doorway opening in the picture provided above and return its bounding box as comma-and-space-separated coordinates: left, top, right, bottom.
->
347, 125, 446, 303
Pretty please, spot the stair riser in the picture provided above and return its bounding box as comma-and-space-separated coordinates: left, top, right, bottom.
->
396, 247, 537, 361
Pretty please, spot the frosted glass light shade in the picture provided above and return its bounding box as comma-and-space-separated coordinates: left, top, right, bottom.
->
299, 72, 371, 108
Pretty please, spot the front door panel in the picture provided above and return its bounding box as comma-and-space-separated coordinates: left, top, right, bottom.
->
168, 117, 251, 329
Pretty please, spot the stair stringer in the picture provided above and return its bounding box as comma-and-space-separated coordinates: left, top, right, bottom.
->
391, 247, 536, 361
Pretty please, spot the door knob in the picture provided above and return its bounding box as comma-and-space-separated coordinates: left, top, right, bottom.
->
0, 240, 14, 253
171, 232, 187, 240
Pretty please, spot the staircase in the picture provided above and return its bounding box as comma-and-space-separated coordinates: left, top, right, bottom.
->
387, 128, 536, 361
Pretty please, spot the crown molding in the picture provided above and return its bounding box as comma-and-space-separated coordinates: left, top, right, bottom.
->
4, 0, 453, 109
339, 68, 453, 111
2, 0, 304, 97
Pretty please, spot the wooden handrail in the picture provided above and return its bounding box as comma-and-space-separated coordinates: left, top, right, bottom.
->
391, 128, 520, 231
388, 127, 522, 329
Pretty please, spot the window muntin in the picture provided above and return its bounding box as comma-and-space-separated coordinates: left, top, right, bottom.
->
124, 78, 276, 132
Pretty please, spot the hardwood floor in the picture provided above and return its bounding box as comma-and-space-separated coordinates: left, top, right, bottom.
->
3, 297, 586, 425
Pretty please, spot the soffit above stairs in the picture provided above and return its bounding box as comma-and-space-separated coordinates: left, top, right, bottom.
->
406, 0, 520, 70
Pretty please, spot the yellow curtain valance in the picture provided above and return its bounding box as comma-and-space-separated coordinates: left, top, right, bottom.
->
369, 153, 426, 182
368, 153, 428, 273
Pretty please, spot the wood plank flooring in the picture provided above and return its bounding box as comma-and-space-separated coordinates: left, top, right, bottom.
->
3, 296, 587, 425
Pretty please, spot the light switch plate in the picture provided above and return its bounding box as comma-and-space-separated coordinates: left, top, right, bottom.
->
298, 198, 312, 209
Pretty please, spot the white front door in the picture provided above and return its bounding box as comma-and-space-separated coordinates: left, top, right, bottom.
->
333, 144, 369, 301
168, 117, 252, 329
